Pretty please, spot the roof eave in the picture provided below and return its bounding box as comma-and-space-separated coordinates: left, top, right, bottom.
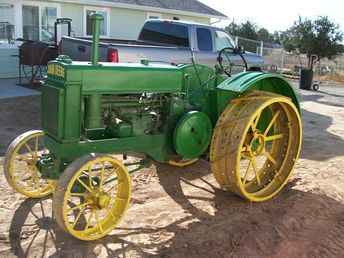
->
52, 0, 228, 19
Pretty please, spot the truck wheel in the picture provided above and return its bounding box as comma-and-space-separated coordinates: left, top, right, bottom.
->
53, 154, 131, 241
313, 83, 320, 91
4, 130, 55, 198
210, 91, 302, 202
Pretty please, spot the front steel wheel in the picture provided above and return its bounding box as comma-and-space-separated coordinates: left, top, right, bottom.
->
53, 154, 131, 241
210, 92, 302, 202
4, 130, 55, 198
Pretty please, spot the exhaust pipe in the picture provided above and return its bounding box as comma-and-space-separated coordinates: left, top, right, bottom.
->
90, 13, 104, 65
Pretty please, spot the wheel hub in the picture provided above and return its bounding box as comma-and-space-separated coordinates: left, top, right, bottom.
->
86, 191, 111, 209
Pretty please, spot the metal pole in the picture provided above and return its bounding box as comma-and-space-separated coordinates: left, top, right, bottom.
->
260, 41, 263, 57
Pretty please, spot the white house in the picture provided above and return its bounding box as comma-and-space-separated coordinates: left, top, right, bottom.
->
0, 0, 227, 78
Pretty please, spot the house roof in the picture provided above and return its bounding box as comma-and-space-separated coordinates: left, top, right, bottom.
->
101, 0, 227, 18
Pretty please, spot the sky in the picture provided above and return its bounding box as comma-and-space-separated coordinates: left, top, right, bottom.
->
199, 0, 344, 32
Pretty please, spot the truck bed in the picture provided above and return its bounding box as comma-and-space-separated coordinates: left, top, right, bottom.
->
60, 36, 193, 64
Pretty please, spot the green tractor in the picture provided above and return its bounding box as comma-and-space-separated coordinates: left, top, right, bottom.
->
4, 14, 302, 241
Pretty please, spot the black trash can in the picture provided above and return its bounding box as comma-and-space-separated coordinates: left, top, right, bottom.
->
300, 68, 313, 90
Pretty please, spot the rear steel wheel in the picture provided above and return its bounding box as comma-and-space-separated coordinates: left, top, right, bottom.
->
210, 92, 302, 202
53, 154, 131, 241
4, 130, 55, 198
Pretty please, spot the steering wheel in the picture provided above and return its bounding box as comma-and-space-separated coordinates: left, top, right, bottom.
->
218, 47, 248, 76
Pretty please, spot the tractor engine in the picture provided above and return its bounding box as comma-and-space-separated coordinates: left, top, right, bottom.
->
101, 94, 166, 138
101, 93, 184, 138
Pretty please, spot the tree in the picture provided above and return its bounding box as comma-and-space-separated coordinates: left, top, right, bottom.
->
225, 20, 258, 40
257, 28, 272, 42
225, 20, 280, 45
281, 16, 344, 66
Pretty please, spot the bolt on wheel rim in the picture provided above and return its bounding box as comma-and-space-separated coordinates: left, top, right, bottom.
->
211, 93, 302, 202
61, 156, 131, 241
4, 130, 55, 198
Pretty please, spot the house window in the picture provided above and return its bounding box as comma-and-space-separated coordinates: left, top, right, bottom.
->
22, 3, 60, 42
41, 7, 57, 42
0, 4, 15, 44
147, 12, 162, 20
85, 7, 109, 36
22, 5, 39, 41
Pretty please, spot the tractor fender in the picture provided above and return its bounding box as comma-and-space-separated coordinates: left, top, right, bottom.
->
217, 72, 301, 112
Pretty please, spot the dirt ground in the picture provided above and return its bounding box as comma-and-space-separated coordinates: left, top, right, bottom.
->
1, 84, 344, 258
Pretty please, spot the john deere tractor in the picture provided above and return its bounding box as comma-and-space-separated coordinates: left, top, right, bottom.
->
4, 14, 302, 241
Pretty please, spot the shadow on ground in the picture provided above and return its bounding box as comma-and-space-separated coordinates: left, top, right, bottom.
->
8, 162, 344, 258
0, 95, 41, 156
297, 87, 344, 161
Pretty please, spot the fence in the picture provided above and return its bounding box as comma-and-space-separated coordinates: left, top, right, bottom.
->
234, 35, 344, 76
235, 36, 263, 56
261, 46, 344, 76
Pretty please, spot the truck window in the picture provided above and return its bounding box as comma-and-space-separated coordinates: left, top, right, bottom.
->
215, 30, 235, 51
139, 22, 189, 47
197, 28, 213, 51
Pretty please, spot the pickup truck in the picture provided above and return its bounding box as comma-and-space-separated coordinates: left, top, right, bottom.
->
60, 19, 264, 71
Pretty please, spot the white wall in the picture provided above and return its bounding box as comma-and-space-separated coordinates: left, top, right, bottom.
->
60, 2, 211, 39
60, 3, 84, 37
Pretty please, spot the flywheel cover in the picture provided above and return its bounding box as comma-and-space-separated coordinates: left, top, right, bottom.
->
173, 111, 212, 159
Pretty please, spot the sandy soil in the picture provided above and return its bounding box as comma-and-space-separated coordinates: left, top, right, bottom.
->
1, 85, 344, 258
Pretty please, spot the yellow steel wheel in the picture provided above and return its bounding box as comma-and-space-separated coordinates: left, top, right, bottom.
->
168, 158, 199, 168
53, 154, 131, 241
4, 130, 55, 198
210, 91, 302, 202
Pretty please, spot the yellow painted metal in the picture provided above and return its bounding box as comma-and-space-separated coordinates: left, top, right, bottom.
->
210, 91, 302, 202
168, 159, 199, 168
53, 154, 131, 241
4, 130, 55, 198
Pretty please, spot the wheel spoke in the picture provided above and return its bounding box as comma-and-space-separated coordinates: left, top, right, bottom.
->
251, 156, 261, 185
76, 178, 93, 193
69, 192, 87, 197
242, 161, 252, 185
265, 134, 284, 142
31, 173, 41, 190
16, 155, 30, 162
35, 136, 39, 153
67, 201, 91, 213
99, 164, 105, 189
88, 166, 94, 189
252, 110, 262, 131
95, 210, 104, 233
264, 110, 281, 136
71, 206, 86, 228
85, 210, 95, 230
264, 152, 277, 165
24, 143, 35, 158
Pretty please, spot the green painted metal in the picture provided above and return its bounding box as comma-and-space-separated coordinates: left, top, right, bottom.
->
90, 13, 103, 65
85, 94, 102, 129
216, 72, 300, 115
38, 16, 301, 179
173, 111, 213, 159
